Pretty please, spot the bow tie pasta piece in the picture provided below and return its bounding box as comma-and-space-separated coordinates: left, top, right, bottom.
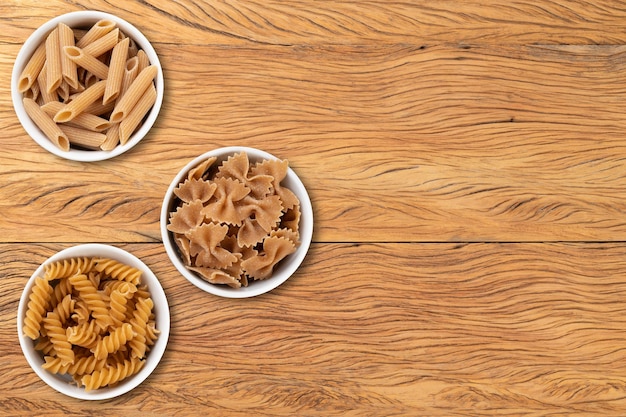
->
201, 177, 250, 226
241, 236, 297, 280
186, 222, 241, 269
187, 156, 217, 181
251, 158, 299, 211
167, 200, 205, 234
216, 152, 274, 199
188, 266, 242, 288
173, 178, 217, 204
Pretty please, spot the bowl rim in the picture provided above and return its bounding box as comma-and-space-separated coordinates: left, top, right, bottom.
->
160, 146, 313, 298
11, 10, 164, 162
17, 243, 170, 400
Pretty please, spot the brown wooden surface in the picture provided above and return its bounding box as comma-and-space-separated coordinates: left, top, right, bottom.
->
2, 1, 626, 415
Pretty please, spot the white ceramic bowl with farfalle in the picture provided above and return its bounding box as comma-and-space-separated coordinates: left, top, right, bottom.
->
160, 146, 313, 298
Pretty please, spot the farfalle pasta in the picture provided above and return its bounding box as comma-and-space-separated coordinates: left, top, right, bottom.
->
167, 152, 301, 288
22, 256, 159, 390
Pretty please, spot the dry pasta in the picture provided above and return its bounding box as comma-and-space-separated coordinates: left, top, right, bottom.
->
19, 20, 158, 152
44, 27, 62, 94
103, 36, 129, 104
167, 152, 301, 288
23, 97, 70, 151
22, 256, 159, 390
58, 23, 78, 89
109, 64, 157, 123
18, 42, 46, 93
119, 83, 156, 144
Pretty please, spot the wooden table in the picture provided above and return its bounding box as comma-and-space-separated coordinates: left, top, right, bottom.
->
2, 1, 626, 415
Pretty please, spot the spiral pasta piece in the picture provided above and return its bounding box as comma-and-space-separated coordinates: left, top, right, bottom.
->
92, 323, 135, 360
69, 273, 114, 331
66, 320, 99, 349
56, 294, 76, 324
44, 257, 95, 280
23, 276, 53, 339
93, 258, 142, 285
81, 357, 145, 391
128, 297, 153, 359
109, 282, 136, 328
42, 310, 74, 365
43, 354, 106, 376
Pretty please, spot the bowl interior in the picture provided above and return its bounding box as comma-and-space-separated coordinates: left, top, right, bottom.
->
160, 146, 313, 298
17, 244, 170, 400
11, 11, 163, 162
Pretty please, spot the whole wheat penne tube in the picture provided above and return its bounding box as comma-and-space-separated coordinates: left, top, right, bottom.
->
37, 63, 58, 104
45, 27, 62, 94
59, 125, 106, 150
23, 98, 70, 151
54, 79, 106, 123
110, 64, 156, 123
25, 80, 41, 102
58, 22, 78, 89
64, 46, 109, 80
58, 80, 70, 102
100, 122, 120, 151
76, 19, 116, 48
119, 83, 156, 144
104, 37, 129, 104
117, 57, 139, 103
136, 50, 150, 74
18, 42, 46, 93
82, 28, 119, 58
83, 99, 115, 116
41, 101, 111, 132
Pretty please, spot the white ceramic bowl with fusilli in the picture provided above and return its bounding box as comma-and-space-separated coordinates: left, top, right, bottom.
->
17, 244, 170, 400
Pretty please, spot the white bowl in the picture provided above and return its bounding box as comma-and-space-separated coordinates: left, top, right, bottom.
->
17, 244, 170, 400
11, 11, 164, 162
160, 146, 313, 298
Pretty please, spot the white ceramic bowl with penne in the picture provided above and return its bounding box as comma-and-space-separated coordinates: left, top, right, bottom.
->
17, 244, 170, 400
160, 146, 314, 298
11, 11, 163, 162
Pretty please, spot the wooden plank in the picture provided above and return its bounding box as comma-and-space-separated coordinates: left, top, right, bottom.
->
3, 242, 626, 415
2, 43, 626, 243
3, 1, 626, 46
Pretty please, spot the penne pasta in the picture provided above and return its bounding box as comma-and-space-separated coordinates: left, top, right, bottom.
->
100, 122, 120, 151
23, 98, 70, 151
37, 63, 58, 104
59, 125, 107, 150
136, 50, 150, 74
119, 83, 156, 144
45, 27, 62, 94
41, 101, 111, 132
82, 28, 119, 58
64, 46, 110, 80
117, 57, 139, 103
58, 22, 78, 89
54, 80, 106, 123
110, 65, 157, 123
83, 100, 115, 117
104, 37, 129, 105
18, 42, 46, 93
76, 19, 116, 48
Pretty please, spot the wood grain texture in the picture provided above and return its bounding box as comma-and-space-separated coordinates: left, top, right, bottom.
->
3, 1, 626, 45
3, 243, 626, 415
2, 0, 626, 415
2, 42, 626, 242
